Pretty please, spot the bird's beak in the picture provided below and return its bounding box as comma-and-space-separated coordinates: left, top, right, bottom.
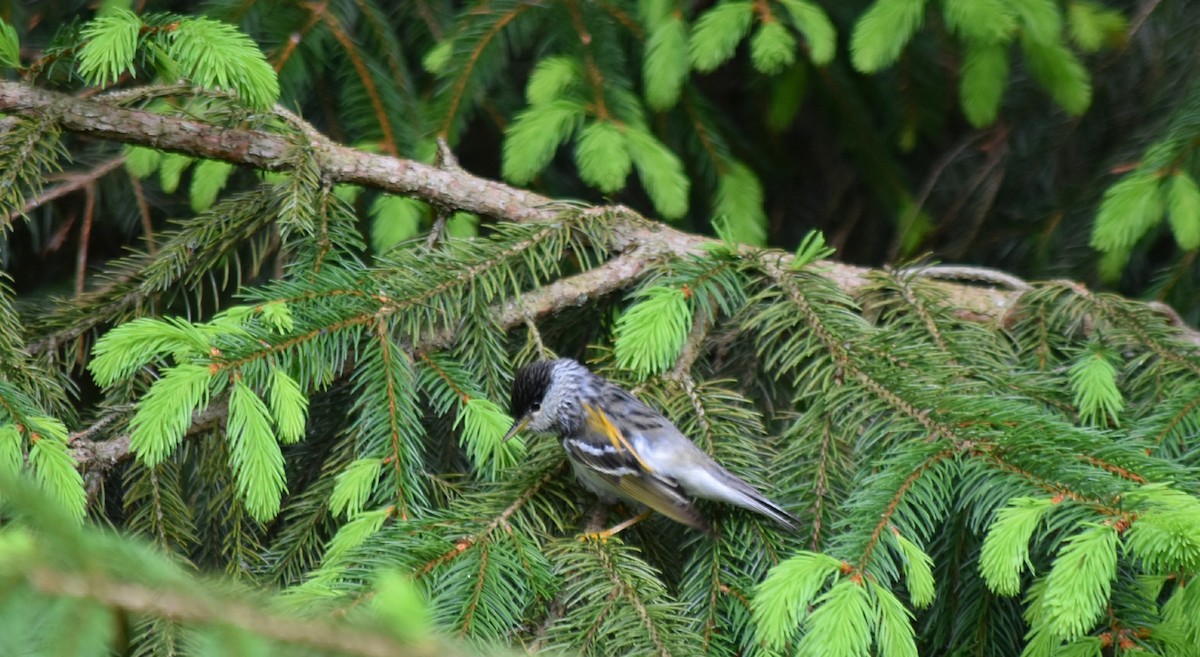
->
502, 416, 530, 443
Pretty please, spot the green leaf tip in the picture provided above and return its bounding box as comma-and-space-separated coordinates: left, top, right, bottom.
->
614, 286, 693, 377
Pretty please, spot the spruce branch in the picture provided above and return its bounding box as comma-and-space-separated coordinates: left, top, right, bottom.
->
889, 271, 956, 358
665, 305, 713, 382
0, 81, 552, 221
433, 4, 536, 139
977, 448, 1127, 517
0, 4, 1196, 654
25, 566, 468, 657
590, 545, 670, 657
7, 75, 1196, 510
412, 464, 564, 579
852, 447, 957, 577
375, 322, 415, 520
64, 242, 653, 475
317, 10, 400, 157
1151, 390, 1200, 446
764, 259, 958, 442
1088, 288, 1200, 374
809, 415, 836, 551
0, 79, 1080, 325
69, 399, 229, 478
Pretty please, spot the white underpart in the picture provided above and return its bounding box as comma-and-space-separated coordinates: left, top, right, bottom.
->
673, 464, 749, 506
635, 431, 769, 510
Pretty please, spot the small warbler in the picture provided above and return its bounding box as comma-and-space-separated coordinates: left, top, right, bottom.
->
504, 358, 799, 534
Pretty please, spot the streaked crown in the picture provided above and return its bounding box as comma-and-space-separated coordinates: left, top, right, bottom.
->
509, 359, 593, 434
510, 360, 556, 420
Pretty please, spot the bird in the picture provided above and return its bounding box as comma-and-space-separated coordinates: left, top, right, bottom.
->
503, 358, 799, 536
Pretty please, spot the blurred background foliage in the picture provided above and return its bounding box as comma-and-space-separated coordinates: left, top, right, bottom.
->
2, 0, 1199, 320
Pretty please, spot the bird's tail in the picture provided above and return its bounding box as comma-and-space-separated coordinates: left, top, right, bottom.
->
683, 463, 801, 531
727, 479, 801, 531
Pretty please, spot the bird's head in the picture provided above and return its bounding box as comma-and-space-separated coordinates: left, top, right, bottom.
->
503, 359, 586, 441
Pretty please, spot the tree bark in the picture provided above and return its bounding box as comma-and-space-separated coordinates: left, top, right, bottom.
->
0, 80, 1026, 317
3, 80, 1186, 473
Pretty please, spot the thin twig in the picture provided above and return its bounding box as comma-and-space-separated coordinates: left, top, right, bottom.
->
425, 211, 448, 250
666, 307, 713, 382
913, 264, 1032, 292
888, 130, 987, 262
523, 316, 552, 360
9, 155, 125, 220
1126, 0, 1163, 43
70, 400, 228, 477
68, 405, 135, 444
75, 182, 95, 295
128, 171, 156, 254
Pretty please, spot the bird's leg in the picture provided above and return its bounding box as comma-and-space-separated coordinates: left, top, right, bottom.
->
585, 500, 609, 534
579, 509, 653, 543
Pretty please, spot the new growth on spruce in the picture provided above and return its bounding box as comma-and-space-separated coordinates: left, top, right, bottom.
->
0, 4, 1197, 657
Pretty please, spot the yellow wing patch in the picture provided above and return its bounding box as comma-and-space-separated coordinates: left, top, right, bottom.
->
582, 403, 654, 473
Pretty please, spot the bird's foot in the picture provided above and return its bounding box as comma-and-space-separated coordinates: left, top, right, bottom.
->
578, 530, 614, 543
577, 510, 652, 543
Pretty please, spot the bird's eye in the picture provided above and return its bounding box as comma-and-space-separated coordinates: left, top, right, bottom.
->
531, 402, 542, 413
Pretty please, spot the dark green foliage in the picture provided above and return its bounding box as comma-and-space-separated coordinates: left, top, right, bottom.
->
7, 0, 1200, 314
2, 3, 1200, 657
0, 116, 65, 231
65, 201, 1200, 655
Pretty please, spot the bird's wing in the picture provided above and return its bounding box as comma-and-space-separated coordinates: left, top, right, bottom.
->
563, 402, 709, 532
590, 386, 801, 532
